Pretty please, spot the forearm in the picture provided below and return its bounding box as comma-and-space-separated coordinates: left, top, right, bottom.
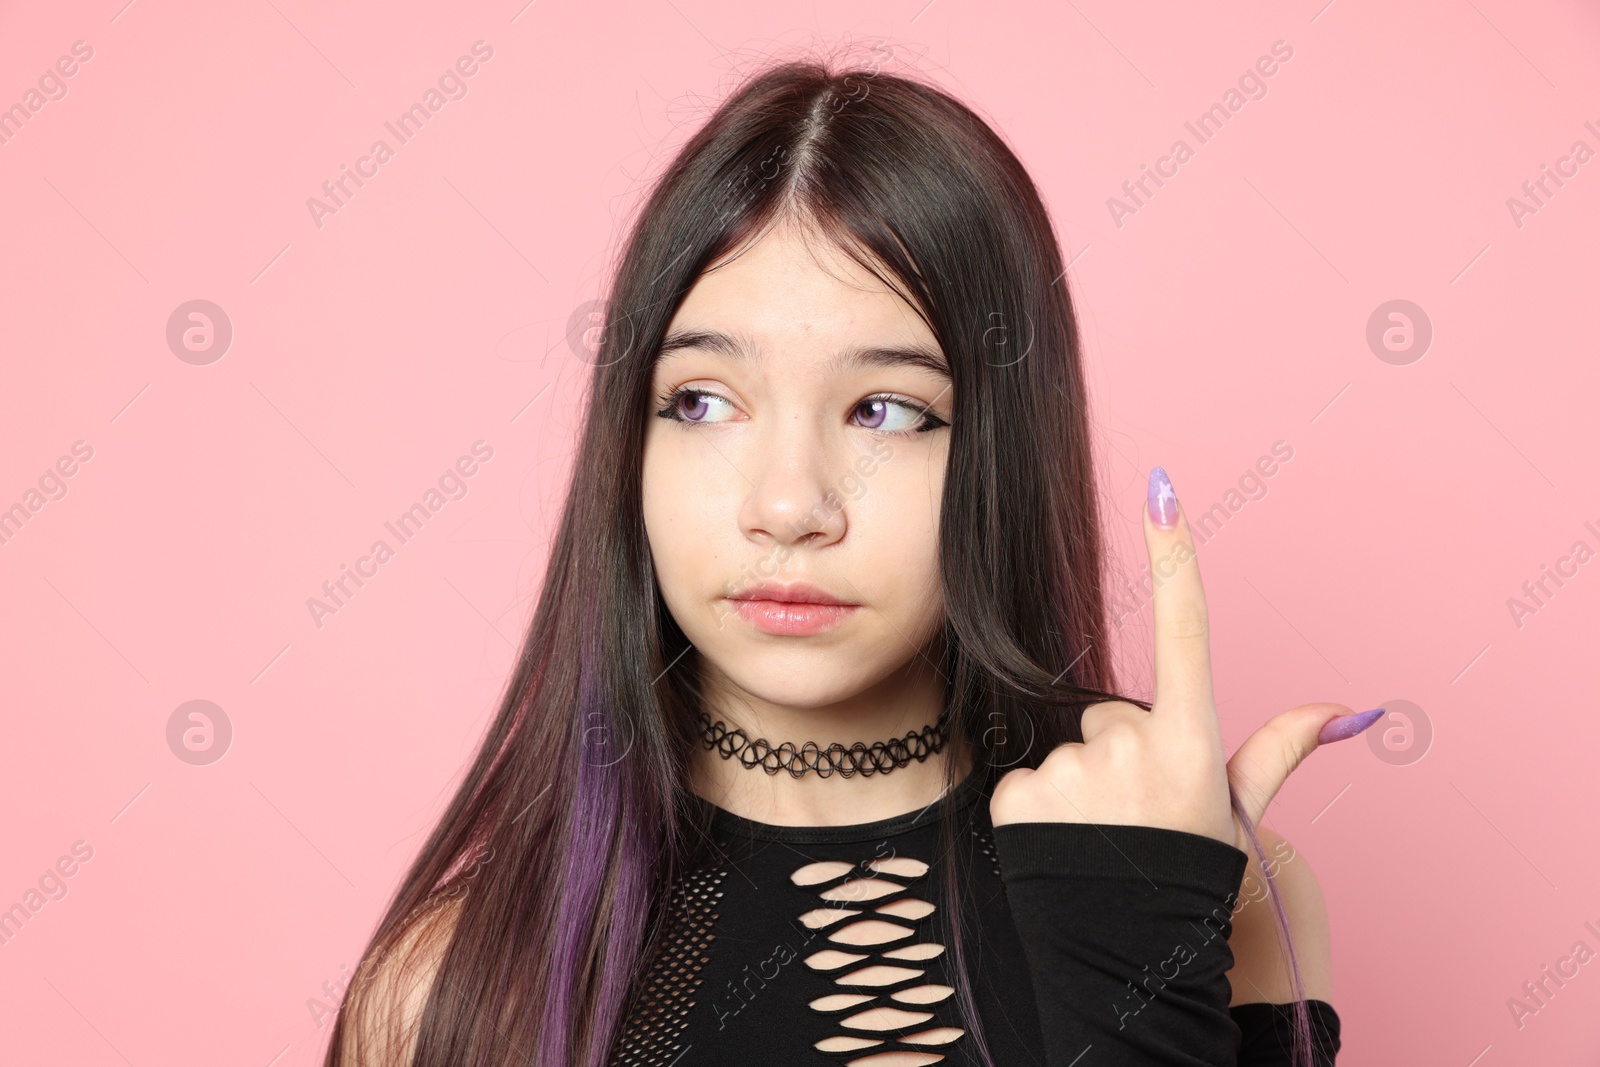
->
994, 821, 1249, 1067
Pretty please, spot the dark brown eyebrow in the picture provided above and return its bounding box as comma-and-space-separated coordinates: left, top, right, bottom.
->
656, 327, 951, 382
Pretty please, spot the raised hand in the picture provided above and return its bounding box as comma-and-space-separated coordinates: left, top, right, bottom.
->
989, 466, 1383, 849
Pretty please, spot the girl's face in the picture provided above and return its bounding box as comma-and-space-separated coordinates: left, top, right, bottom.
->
642, 218, 954, 714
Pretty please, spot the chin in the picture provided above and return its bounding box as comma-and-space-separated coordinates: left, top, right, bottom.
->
704, 652, 885, 710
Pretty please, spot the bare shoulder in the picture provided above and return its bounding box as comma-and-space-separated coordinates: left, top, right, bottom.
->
1225, 825, 1334, 1007
334, 893, 464, 1066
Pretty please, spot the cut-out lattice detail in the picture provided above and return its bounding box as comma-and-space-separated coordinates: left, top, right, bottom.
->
606, 866, 729, 1066
791, 853, 966, 1065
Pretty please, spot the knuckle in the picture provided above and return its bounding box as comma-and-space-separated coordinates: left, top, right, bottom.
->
1080, 700, 1145, 735
989, 767, 1029, 811
1156, 608, 1210, 643
994, 766, 1031, 791
1038, 739, 1082, 770
1152, 543, 1199, 581
1096, 719, 1142, 755
1265, 718, 1314, 766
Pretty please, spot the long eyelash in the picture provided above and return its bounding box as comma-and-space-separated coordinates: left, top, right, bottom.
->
653, 386, 694, 422
653, 385, 729, 425
861, 392, 949, 436
652, 386, 948, 435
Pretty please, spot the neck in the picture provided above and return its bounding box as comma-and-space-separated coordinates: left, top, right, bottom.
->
688, 648, 973, 829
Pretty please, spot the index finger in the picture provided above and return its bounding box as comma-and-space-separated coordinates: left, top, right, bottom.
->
1143, 466, 1215, 716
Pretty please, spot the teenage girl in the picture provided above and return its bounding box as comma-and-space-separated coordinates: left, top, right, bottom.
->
325, 56, 1375, 1067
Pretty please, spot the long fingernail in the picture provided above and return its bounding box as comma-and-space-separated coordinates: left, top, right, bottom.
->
1318, 707, 1385, 744
1147, 466, 1178, 528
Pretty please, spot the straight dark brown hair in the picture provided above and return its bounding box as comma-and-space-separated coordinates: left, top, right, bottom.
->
322, 47, 1316, 1067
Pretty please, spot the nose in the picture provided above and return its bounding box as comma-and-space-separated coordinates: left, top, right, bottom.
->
737, 417, 850, 551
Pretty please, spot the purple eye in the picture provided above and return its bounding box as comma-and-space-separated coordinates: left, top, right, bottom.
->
655, 386, 945, 436
677, 392, 710, 422
657, 387, 736, 425
855, 394, 939, 435
855, 398, 889, 430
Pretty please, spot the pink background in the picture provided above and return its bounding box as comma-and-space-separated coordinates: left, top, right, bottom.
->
2, 0, 1597, 1063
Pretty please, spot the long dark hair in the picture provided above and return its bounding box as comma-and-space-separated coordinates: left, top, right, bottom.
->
322, 48, 1315, 1067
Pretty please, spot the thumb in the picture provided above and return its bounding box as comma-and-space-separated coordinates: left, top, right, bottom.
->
1225, 703, 1384, 826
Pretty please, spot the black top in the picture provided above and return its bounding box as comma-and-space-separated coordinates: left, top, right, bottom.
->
607, 759, 1341, 1066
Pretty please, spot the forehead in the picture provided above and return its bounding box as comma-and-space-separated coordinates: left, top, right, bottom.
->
659, 221, 946, 378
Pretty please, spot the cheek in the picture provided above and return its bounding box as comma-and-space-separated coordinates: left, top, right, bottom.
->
641, 428, 735, 606
642, 436, 694, 565
855, 443, 946, 629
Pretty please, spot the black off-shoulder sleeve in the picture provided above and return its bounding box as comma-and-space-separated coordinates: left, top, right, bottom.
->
992, 822, 1343, 1065
1233, 999, 1341, 1066
992, 821, 1250, 1066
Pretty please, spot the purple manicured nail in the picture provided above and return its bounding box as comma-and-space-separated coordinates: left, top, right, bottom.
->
1318, 707, 1386, 744
1147, 466, 1178, 528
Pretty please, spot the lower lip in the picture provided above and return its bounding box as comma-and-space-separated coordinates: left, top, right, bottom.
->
726, 598, 860, 636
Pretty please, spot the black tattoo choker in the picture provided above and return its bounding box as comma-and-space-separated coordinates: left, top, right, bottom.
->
697, 709, 951, 779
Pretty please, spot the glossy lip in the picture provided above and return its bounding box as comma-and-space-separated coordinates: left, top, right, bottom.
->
727, 580, 858, 606
724, 581, 861, 637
